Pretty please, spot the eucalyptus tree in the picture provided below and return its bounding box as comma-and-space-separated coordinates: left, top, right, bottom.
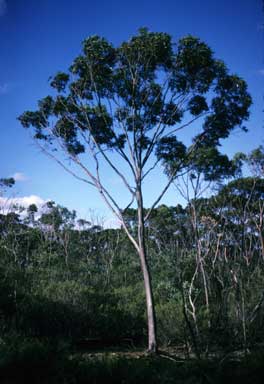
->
0, 177, 15, 195
246, 145, 264, 177
19, 28, 251, 352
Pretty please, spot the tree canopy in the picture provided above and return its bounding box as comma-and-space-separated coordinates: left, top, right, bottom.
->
19, 28, 251, 213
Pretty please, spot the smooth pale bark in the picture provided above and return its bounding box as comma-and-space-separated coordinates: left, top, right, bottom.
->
136, 188, 157, 353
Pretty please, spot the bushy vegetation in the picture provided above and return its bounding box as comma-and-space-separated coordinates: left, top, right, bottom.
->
1, 337, 264, 383
1, 147, 264, 381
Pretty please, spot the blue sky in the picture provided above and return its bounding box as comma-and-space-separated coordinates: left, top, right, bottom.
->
0, 0, 263, 223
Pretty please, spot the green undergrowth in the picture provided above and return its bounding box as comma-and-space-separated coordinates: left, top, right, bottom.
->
1, 337, 264, 383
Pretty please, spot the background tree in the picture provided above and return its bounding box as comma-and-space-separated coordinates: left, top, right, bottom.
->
26, 204, 38, 226
19, 28, 251, 352
0, 177, 15, 196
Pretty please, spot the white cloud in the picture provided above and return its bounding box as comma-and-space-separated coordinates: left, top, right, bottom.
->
104, 217, 120, 229
0, 0, 7, 16
0, 82, 20, 95
0, 195, 47, 215
13, 195, 45, 207
0, 83, 9, 94
12, 172, 28, 182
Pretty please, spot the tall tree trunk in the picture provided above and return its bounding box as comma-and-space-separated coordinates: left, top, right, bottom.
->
136, 188, 157, 353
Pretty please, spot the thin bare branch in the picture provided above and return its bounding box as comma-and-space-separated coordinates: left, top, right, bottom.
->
33, 138, 96, 188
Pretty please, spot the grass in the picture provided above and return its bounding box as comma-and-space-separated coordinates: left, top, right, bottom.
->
1, 337, 264, 383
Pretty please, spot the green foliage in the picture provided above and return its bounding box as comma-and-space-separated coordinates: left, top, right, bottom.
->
189, 146, 241, 181
0, 178, 15, 189
156, 298, 185, 345
1, 140, 264, 380
1, 175, 264, 354
18, 29, 251, 177
1, 338, 264, 384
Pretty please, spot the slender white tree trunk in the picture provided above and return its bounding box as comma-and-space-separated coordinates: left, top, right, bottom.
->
136, 188, 157, 353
